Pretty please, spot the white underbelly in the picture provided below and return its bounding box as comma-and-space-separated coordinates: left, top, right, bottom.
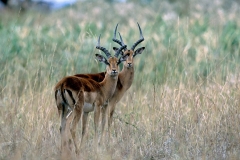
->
83, 102, 94, 112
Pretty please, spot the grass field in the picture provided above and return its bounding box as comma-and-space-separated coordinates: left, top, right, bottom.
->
1, 0, 240, 159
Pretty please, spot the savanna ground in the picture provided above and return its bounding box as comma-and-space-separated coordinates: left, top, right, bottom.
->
1, 0, 240, 159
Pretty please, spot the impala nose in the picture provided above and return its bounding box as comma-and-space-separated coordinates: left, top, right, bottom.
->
112, 69, 118, 74
127, 63, 132, 68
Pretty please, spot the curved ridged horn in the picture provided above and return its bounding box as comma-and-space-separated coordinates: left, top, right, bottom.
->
118, 32, 125, 46
96, 34, 111, 58
131, 22, 144, 51
114, 44, 127, 57
112, 24, 122, 46
112, 24, 126, 51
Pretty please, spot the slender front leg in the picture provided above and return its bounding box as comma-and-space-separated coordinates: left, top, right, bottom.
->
100, 103, 108, 145
81, 112, 89, 148
94, 105, 101, 146
108, 103, 116, 138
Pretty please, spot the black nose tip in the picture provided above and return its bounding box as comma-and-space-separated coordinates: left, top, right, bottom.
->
59, 127, 62, 133
112, 69, 117, 74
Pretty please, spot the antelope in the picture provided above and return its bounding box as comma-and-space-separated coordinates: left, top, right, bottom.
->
54, 35, 129, 155
74, 23, 145, 142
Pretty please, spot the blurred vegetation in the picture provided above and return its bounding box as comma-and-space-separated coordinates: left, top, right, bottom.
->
1, 0, 240, 93
0, 0, 240, 159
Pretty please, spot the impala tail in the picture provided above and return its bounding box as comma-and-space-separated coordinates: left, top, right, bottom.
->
55, 87, 74, 134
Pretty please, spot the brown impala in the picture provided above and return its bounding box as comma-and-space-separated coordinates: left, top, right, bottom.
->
74, 23, 145, 143
54, 35, 129, 155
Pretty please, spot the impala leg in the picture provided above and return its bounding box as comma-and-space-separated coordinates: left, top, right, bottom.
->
80, 112, 89, 148
94, 105, 101, 146
64, 90, 84, 155
59, 103, 69, 136
108, 103, 116, 138
56, 90, 74, 155
100, 104, 108, 145
60, 105, 76, 159
55, 90, 64, 133
58, 107, 63, 133
70, 107, 82, 155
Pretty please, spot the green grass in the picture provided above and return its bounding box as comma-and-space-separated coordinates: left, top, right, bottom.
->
1, 0, 240, 159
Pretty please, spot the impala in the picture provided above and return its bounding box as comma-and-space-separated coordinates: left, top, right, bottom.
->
54, 35, 128, 154
74, 23, 145, 142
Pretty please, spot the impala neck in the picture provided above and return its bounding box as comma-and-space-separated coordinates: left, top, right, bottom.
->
119, 64, 134, 89
100, 74, 118, 100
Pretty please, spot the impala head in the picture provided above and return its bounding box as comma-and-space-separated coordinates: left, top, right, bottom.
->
112, 23, 145, 69
95, 35, 129, 77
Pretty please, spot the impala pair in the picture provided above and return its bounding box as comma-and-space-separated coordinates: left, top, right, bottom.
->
54, 23, 145, 155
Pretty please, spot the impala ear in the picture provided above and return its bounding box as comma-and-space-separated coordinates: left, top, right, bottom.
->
117, 53, 130, 65
95, 54, 109, 65
133, 47, 145, 57
113, 47, 124, 56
